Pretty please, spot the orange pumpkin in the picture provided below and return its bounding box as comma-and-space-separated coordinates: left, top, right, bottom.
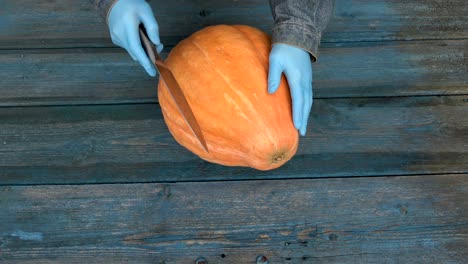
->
158, 25, 299, 170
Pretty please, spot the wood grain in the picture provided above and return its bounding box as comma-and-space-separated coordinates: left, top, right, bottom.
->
0, 95, 466, 185
1, 1, 466, 262
0, 39, 465, 106
327, 0, 468, 42
1, 174, 467, 263
1, 0, 466, 49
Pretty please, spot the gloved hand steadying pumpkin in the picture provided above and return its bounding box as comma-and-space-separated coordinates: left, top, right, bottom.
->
108, 0, 163, 76
268, 44, 313, 136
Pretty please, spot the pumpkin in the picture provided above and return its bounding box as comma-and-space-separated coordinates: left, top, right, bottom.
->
158, 25, 299, 170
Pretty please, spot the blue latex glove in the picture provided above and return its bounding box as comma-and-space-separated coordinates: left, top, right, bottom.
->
108, 0, 163, 76
268, 44, 313, 136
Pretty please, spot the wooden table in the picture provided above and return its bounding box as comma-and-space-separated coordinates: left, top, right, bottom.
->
1, 0, 467, 263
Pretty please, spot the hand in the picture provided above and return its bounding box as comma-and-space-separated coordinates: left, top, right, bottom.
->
268, 44, 313, 136
108, 0, 163, 76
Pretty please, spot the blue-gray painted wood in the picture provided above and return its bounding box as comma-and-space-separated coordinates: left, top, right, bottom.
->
326, 0, 468, 42
0, 174, 466, 263
1, 0, 466, 49
0, 95, 466, 185
0, 39, 465, 106
0, 1, 466, 262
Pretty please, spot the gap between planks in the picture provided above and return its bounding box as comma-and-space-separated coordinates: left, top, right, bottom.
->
1, 173, 466, 187
1, 37, 467, 52
1, 94, 468, 109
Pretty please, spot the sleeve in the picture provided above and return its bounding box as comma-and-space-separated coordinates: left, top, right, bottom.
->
89, 0, 119, 23
269, 0, 334, 61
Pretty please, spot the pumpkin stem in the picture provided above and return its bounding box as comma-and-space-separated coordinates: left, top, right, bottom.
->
272, 152, 287, 164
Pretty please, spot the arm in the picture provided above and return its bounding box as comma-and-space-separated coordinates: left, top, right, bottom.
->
269, 0, 334, 61
267, 0, 334, 136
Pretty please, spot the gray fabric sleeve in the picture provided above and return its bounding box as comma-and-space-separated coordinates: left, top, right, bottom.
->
269, 0, 334, 61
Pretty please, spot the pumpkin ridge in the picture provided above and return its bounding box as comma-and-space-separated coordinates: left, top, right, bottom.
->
232, 25, 296, 154
164, 41, 258, 165
189, 36, 279, 153
231, 26, 290, 155
234, 26, 298, 160
232, 25, 269, 71
189, 38, 257, 125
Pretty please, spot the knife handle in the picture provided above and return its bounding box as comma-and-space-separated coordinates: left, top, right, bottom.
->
138, 24, 162, 65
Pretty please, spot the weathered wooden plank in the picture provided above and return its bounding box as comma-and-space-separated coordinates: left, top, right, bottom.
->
328, 0, 468, 42
0, 39, 465, 106
0, 95, 466, 185
1, 0, 466, 49
0, 174, 467, 263
0, 48, 161, 106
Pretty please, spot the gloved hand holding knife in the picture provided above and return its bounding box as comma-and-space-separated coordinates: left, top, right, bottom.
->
107, 0, 163, 76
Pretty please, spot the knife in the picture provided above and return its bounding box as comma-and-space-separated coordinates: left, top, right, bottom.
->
138, 25, 209, 152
